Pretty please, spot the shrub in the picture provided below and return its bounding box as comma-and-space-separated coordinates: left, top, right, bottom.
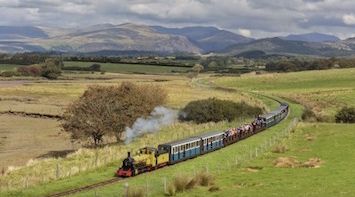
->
17, 65, 43, 76
335, 107, 355, 123
302, 107, 317, 122
179, 98, 263, 124
41, 58, 63, 79
185, 177, 198, 190
197, 171, 214, 186
173, 176, 189, 192
0, 71, 19, 77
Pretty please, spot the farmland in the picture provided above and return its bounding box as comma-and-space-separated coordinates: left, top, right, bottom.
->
215, 68, 355, 121
0, 72, 263, 194
0, 68, 354, 197
63, 61, 192, 74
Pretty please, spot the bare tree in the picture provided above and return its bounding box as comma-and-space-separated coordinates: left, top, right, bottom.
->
62, 82, 166, 145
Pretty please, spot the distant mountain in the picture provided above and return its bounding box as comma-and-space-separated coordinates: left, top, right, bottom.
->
152, 26, 253, 52
281, 33, 339, 43
0, 26, 48, 40
1, 23, 355, 57
43, 23, 201, 54
225, 37, 353, 57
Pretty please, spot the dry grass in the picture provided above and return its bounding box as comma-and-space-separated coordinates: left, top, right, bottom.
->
302, 157, 323, 168
274, 157, 323, 169
273, 157, 300, 168
166, 171, 216, 196
196, 171, 215, 187
172, 176, 190, 192
127, 187, 145, 197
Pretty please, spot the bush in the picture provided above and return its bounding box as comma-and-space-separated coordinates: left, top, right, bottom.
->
197, 171, 214, 186
302, 107, 317, 122
0, 71, 19, 77
17, 65, 43, 76
335, 107, 355, 123
179, 98, 263, 124
173, 176, 189, 192
41, 58, 63, 79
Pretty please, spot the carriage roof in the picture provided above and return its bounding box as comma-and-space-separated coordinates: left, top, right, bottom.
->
198, 131, 225, 139
159, 137, 201, 147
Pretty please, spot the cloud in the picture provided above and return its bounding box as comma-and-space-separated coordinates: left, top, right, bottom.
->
0, 0, 354, 38
343, 14, 355, 25
238, 29, 252, 37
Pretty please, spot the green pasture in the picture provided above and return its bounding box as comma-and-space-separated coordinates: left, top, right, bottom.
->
0, 64, 22, 72
215, 68, 355, 121
63, 61, 192, 74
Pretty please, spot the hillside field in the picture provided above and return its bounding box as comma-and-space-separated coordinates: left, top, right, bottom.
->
0, 68, 354, 197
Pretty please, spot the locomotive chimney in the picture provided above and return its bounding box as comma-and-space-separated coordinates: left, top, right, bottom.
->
127, 151, 131, 158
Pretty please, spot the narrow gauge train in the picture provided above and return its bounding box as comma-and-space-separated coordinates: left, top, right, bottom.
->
117, 103, 289, 177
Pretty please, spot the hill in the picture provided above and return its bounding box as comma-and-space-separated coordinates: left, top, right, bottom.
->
153, 26, 253, 52
0, 26, 48, 40
225, 37, 353, 57
2, 24, 355, 57
281, 32, 340, 43
37, 23, 201, 54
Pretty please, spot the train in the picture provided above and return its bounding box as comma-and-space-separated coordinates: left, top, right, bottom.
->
116, 102, 289, 177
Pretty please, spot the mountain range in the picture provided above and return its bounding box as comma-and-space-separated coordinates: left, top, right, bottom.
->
1, 23, 355, 57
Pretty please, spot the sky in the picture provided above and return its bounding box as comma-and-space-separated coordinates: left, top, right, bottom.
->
0, 0, 355, 39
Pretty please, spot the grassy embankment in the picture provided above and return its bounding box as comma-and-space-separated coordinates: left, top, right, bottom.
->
0, 74, 263, 195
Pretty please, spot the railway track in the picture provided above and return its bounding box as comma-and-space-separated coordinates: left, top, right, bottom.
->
45, 177, 122, 197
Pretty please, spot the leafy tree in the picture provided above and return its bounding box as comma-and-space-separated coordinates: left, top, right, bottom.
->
41, 58, 63, 79
335, 107, 355, 123
179, 98, 263, 124
62, 82, 167, 145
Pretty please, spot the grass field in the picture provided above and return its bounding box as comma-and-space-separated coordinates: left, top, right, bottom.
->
0, 73, 264, 193
215, 68, 355, 121
0, 64, 23, 72
64, 61, 192, 74
1, 95, 296, 197
1, 68, 354, 196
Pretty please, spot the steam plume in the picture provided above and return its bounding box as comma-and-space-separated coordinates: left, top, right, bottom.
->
125, 106, 178, 143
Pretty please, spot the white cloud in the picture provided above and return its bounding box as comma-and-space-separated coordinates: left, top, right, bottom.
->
0, 0, 354, 38
343, 14, 355, 25
238, 28, 251, 37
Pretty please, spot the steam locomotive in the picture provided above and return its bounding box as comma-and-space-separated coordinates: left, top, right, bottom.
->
117, 102, 289, 177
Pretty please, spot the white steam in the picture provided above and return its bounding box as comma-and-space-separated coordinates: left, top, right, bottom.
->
125, 106, 178, 144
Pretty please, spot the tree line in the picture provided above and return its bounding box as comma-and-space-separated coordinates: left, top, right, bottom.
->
265, 57, 355, 72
